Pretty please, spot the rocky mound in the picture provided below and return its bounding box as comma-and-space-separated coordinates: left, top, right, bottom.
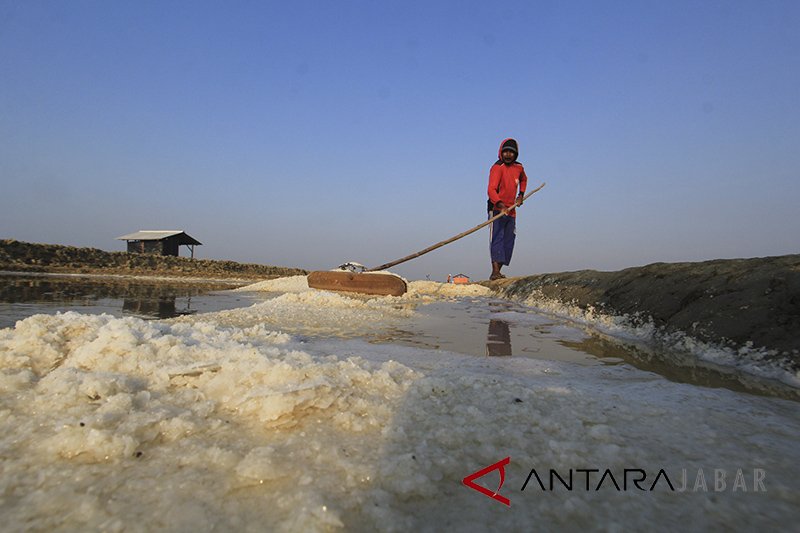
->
486, 255, 800, 357
0, 239, 307, 280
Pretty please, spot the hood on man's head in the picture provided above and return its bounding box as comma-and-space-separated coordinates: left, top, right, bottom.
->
498, 138, 519, 159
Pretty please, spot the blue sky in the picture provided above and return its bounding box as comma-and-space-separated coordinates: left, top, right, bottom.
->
1, 1, 798, 281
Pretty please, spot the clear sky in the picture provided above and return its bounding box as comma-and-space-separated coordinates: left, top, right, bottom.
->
2, 1, 798, 281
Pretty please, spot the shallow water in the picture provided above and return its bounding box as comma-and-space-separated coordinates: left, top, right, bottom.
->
370, 297, 798, 400
1, 276, 798, 531
0, 272, 262, 328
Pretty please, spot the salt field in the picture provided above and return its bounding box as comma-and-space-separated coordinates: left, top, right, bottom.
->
1, 275, 798, 531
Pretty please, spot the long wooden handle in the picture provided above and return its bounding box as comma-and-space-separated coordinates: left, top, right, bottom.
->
368, 182, 546, 272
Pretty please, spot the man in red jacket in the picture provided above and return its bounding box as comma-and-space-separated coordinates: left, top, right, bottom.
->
487, 138, 527, 280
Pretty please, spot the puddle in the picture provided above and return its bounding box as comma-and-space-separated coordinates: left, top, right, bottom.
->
0, 272, 263, 327
369, 297, 799, 400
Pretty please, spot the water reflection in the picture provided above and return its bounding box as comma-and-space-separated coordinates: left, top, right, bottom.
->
485, 319, 512, 356
122, 296, 197, 318
0, 273, 254, 327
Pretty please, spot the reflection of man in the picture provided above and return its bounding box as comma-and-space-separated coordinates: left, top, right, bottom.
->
486, 319, 512, 356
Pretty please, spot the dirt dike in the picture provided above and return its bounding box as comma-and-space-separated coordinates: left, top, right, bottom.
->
0, 239, 307, 281
484, 255, 800, 358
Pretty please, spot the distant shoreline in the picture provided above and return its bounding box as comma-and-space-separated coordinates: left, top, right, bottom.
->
0, 239, 307, 282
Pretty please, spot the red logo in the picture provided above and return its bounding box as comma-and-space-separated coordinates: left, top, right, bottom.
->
462, 457, 511, 506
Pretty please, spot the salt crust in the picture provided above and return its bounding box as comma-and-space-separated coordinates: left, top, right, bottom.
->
1, 289, 799, 530
235, 275, 311, 293
236, 275, 492, 299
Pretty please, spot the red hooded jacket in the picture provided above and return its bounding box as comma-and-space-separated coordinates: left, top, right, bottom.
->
488, 138, 527, 217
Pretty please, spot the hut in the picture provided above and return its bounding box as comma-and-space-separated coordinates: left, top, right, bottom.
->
452, 274, 470, 284
116, 230, 202, 258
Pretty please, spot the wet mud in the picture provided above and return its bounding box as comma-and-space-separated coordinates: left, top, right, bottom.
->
485, 255, 800, 361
